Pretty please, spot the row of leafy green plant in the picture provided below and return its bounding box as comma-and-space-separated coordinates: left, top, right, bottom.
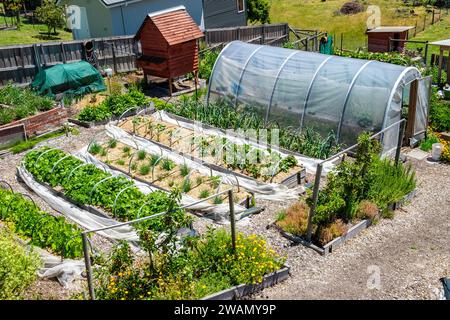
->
0, 188, 83, 258
334, 49, 422, 68
428, 87, 450, 132
76, 87, 149, 122
94, 228, 284, 300
276, 133, 416, 246
157, 94, 339, 159
0, 228, 41, 300
0, 84, 55, 125
23, 147, 189, 229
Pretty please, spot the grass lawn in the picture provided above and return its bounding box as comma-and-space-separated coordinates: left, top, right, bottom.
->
0, 15, 73, 47
269, 0, 434, 51
407, 15, 450, 64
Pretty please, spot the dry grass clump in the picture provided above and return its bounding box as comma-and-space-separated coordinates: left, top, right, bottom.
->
356, 200, 379, 220
276, 202, 309, 236
317, 220, 348, 246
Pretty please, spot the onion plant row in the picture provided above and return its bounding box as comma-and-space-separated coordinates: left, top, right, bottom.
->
163, 95, 339, 159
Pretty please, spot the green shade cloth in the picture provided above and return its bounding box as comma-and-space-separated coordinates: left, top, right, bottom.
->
319, 36, 334, 55
31, 61, 106, 97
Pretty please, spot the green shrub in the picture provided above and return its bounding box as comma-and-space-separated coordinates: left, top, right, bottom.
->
0, 189, 83, 258
420, 129, 440, 151
429, 89, 450, 132
108, 139, 117, 149
94, 229, 283, 300
89, 143, 102, 155
76, 88, 149, 122
139, 164, 150, 176
0, 229, 41, 300
137, 150, 146, 160
199, 189, 210, 199
0, 84, 55, 125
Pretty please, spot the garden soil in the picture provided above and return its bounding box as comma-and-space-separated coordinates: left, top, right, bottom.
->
0, 125, 448, 299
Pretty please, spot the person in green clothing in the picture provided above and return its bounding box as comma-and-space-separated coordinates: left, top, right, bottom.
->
319, 33, 334, 55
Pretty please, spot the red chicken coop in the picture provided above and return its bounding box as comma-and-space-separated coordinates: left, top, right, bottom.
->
135, 6, 204, 96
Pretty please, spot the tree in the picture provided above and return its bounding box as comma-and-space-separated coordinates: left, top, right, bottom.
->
4, 0, 24, 28
35, 0, 65, 36
247, 0, 271, 24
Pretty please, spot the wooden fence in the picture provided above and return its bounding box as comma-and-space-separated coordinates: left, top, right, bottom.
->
0, 35, 137, 86
0, 23, 291, 86
204, 23, 289, 47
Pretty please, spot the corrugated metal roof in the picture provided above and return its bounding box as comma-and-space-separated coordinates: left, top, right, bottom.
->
135, 6, 204, 45
430, 39, 450, 47
367, 26, 415, 33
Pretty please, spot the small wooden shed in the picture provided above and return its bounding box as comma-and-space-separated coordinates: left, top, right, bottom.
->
366, 26, 415, 53
135, 6, 204, 95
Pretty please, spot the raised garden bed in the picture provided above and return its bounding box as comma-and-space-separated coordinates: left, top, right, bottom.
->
201, 265, 290, 300
89, 140, 257, 209
117, 113, 306, 188
68, 106, 150, 128
270, 189, 417, 255
68, 88, 150, 128
21, 147, 188, 227
0, 105, 66, 148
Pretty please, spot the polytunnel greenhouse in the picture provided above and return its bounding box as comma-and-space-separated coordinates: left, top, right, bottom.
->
207, 41, 430, 155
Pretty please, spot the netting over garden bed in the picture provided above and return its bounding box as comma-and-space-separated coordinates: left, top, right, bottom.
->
207, 41, 422, 155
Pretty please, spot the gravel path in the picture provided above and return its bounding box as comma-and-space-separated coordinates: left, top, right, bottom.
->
1, 125, 448, 300
241, 156, 449, 300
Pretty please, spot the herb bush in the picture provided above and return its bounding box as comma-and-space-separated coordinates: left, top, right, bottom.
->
23, 147, 189, 228
335, 50, 421, 67
277, 132, 416, 246
0, 188, 83, 258
429, 88, 450, 132
159, 94, 339, 159
199, 49, 220, 81
420, 128, 440, 151
0, 229, 41, 300
94, 229, 284, 300
77, 88, 149, 122
0, 84, 54, 125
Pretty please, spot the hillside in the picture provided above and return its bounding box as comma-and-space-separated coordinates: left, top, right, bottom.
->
269, 0, 437, 50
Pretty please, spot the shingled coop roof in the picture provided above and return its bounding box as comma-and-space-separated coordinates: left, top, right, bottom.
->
135, 6, 204, 45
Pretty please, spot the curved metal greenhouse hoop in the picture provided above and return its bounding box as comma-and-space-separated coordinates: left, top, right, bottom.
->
50, 155, 72, 174
0, 180, 13, 192
6, 192, 38, 214
35, 147, 61, 170
87, 131, 106, 152
151, 155, 164, 181
89, 175, 118, 203
117, 106, 139, 125
112, 183, 153, 215
65, 163, 92, 184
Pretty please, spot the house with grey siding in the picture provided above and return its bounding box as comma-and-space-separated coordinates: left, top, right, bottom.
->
203, 0, 247, 29
58, 0, 247, 40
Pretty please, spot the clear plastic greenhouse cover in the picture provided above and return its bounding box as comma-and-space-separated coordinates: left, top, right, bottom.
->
207, 41, 421, 155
